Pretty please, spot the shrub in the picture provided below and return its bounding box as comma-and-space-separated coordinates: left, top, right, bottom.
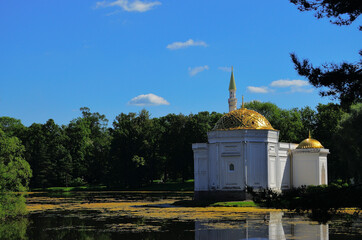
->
247, 181, 362, 221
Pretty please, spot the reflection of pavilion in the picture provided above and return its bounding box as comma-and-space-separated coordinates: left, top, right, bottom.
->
195, 212, 329, 240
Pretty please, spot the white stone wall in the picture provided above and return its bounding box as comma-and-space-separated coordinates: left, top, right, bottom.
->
247, 142, 267, 188
319, 158, 328, 185
268, 142, 278, 189
208, 143, 219, 190
192, 143, 209, 191
207, 129, 279, 190
220, 142, 243, 190
292, 149, 329, 187
277, 143, 298, 190
193, 128, 329, 195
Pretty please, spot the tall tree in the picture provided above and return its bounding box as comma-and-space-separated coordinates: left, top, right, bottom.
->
300, 106, 317, 134
79, 107, 110, 184
314, 103, 344, 180
109, 110, 153, 187
290, 0, 361, 108
0, 128, 32, 192
23, 123, 50, 188
158, 113, 188, 181
336, 103, 362, 182
0, 128, 32, 219
65, 107, 110, 185
0, 117, 26, 140
24, 120, 71, 187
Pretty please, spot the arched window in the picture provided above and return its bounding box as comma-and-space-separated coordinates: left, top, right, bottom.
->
229, 163, 234, 171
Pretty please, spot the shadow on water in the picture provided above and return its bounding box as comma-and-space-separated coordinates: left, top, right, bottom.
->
0, 191, 361, 240
24, 213, 194, 240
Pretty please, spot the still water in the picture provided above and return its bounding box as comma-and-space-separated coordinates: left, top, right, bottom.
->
1, 191, 361, 239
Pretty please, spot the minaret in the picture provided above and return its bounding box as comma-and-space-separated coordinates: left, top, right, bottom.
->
228, 66, 237, 112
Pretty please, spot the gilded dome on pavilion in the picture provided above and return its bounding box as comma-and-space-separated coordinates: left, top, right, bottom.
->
296, 132, 324, 149
213, 107, 275, 131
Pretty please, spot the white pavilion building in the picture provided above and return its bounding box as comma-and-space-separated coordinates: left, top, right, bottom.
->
192, 68, 329, 200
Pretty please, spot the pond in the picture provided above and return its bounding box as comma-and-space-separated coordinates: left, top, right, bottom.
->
1, 191, 361, 239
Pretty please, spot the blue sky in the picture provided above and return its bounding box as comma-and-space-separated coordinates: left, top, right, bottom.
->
0, 0, 360, 126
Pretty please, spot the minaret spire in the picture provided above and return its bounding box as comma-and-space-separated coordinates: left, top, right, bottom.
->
228, 66, 237, 112
229, 66, 236, 91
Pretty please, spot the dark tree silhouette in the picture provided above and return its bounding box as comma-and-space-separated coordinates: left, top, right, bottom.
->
291, 53, 362, 108
290, 0, 362, 27
290, 0, 361, 108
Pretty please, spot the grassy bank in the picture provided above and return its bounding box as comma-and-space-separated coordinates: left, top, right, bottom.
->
173, 200, 258, 207
31, 179, 194, 192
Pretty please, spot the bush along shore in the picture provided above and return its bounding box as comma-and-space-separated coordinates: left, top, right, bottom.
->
247, 181, 362, 222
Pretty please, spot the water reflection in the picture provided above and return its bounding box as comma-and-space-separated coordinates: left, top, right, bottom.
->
0, 192, 359, 239
195, 212, 328, 240
0, 218, 28, 240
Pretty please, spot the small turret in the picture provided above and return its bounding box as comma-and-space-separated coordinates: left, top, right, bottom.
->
228, 66, 237, 112
296, 131, 324, 149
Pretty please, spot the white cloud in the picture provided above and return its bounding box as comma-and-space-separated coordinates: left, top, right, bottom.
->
290, 86, 313, 93
166, 39, 208, 50
270, 79, 309, 88
218, 66, 231, 72
96, 0, 161, 12
188, 65, 209, 76
247, 86, 270, 94
128, 93, 170, 106
247, 79, 312, 94
270, 79, 312, 93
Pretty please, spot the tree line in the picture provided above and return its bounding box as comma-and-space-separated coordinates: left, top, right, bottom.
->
1, 102, 361, 190
0, 108, 222, 188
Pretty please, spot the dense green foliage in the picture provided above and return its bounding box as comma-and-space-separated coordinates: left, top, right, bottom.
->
0, 110, 222, 189
248, 181, 362, 222
335, 103, 362, 182
0, 129, 31, 192
0, 128, 32, 219
0, 101, 361, 190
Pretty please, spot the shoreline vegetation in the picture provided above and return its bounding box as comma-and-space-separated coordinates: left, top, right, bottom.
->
24, 188, 361, 219
1, 178, 361, 223
30, 179, 195, 192
246, 181, 362, 222
26, 179, 362, 219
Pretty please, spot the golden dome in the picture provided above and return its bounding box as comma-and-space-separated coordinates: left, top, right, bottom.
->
213, 108, 274, 131
296, 132, 324, 149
